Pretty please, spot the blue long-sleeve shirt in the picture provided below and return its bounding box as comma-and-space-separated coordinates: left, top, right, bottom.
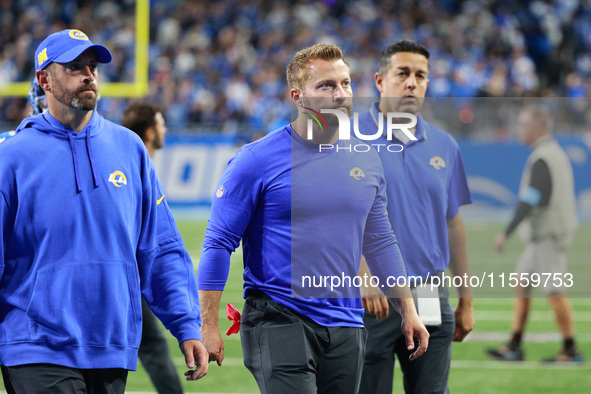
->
198, 124, 407, 327
0, 111, 201, 370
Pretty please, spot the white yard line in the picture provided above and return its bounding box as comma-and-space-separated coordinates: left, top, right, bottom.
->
474, 310, 591, 321
166, 357, 590, 372
466, 331, 591, 342
172, 357, 245, 367
450, 360, 590, 370
471, 298, 591, 306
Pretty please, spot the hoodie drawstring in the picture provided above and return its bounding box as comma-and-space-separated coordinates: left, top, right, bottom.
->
67, 128, 100, 193
85, 127, 99, 189
67, 132, 82, 193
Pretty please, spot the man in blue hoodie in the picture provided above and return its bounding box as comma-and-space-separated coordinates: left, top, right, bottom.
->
0, 29, 207, 393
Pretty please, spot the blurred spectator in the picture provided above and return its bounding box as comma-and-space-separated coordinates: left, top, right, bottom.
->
2, 0, 591, 135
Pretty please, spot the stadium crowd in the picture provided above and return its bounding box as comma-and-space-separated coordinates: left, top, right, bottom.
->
1, 0, 591, 133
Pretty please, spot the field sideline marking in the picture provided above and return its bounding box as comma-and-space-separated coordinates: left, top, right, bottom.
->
451, 360, 590, 370
169, 356, 590, 370
466, 331, 591, 342
172, 357, 244, 367
201, 327, 591, 343
75, 392, 255, 394
167, 357, 591, 372
202, 331, 591, 344
474, 310, 591, 321
470, 298, 591, 306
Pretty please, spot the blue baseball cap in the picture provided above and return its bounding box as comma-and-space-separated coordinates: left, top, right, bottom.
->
35, 29, 112, 71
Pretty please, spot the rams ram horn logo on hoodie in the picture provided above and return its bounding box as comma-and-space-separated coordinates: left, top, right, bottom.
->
108, 171, 127, 187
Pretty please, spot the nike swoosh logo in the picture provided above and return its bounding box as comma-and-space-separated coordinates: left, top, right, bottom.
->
157, 195, 165, 205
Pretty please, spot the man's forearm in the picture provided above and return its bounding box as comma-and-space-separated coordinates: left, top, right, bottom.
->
363, 245, 416, 316
389, 296, 418, 318
385, 285, 417, 318
447, 213, 473, 299
358, 255, 371, 277
199, 290, 223, 327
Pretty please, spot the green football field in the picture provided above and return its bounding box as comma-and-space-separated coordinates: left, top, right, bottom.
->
4, 221, 590, 393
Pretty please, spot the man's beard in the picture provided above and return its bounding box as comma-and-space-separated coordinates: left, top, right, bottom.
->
52, 83, 98, 111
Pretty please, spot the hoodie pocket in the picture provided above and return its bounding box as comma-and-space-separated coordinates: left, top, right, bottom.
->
27, 260, 142, 348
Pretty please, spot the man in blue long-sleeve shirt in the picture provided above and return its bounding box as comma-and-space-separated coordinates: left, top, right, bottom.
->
198, 44, 429, 394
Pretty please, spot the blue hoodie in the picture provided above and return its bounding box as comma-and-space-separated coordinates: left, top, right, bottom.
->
0, 111, 201, 370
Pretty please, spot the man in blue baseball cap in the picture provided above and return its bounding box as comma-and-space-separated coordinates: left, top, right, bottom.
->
0, 29, 208, 393
33, 29, 111, 116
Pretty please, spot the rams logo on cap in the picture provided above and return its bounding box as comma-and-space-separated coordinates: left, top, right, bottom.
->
37, 48, 48, 67
69, 29, 89, 40
108, 171, 127, 187
429, 156, 446, 170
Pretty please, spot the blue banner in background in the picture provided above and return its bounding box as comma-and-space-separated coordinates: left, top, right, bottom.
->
155, 134, 591, 218
458, 141, 527, 208
152, 134, 237, 207
458, 135, 591, 215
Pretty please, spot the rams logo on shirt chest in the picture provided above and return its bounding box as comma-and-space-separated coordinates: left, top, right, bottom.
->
429, 156, 446, 170
350, 167, 365, 180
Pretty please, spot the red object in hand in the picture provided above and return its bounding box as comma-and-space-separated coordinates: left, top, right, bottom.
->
225, 303, 241, 336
